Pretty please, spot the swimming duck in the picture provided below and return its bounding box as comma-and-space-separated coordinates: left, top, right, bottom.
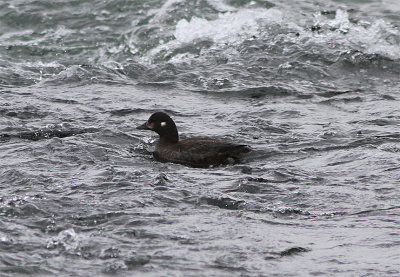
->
137, 112, 251, 167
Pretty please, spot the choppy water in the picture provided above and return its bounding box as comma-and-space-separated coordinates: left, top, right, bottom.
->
1, 0, 400, 275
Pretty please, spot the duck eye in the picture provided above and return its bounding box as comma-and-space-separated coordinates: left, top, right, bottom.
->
160, 122, 167, 127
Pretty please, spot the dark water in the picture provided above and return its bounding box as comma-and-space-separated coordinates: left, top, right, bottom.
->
1, 0, 400, 275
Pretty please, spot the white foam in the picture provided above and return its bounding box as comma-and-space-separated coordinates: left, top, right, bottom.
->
174, 8, 283, 45
310, 9, 400, 60
138, 7, 284, 65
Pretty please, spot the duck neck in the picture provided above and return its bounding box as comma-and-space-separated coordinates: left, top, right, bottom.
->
159, 129, 179, 144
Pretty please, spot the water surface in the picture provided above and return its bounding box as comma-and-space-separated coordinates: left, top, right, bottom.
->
1, 0, 400, 275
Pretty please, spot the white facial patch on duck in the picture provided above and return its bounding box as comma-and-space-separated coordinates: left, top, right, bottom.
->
160, 122, 167, 127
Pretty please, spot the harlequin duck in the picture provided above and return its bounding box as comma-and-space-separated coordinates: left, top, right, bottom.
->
137, 112, 251, 167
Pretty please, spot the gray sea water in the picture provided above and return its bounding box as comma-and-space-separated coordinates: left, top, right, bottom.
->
1, 0, 400, 276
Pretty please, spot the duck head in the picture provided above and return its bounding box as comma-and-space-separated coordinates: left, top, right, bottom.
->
137, 112, 179, 143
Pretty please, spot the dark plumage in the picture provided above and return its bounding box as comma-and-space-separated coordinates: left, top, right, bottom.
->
137, 112, 251, 167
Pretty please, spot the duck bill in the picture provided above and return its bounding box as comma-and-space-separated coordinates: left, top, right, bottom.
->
136, 122, 149, 130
